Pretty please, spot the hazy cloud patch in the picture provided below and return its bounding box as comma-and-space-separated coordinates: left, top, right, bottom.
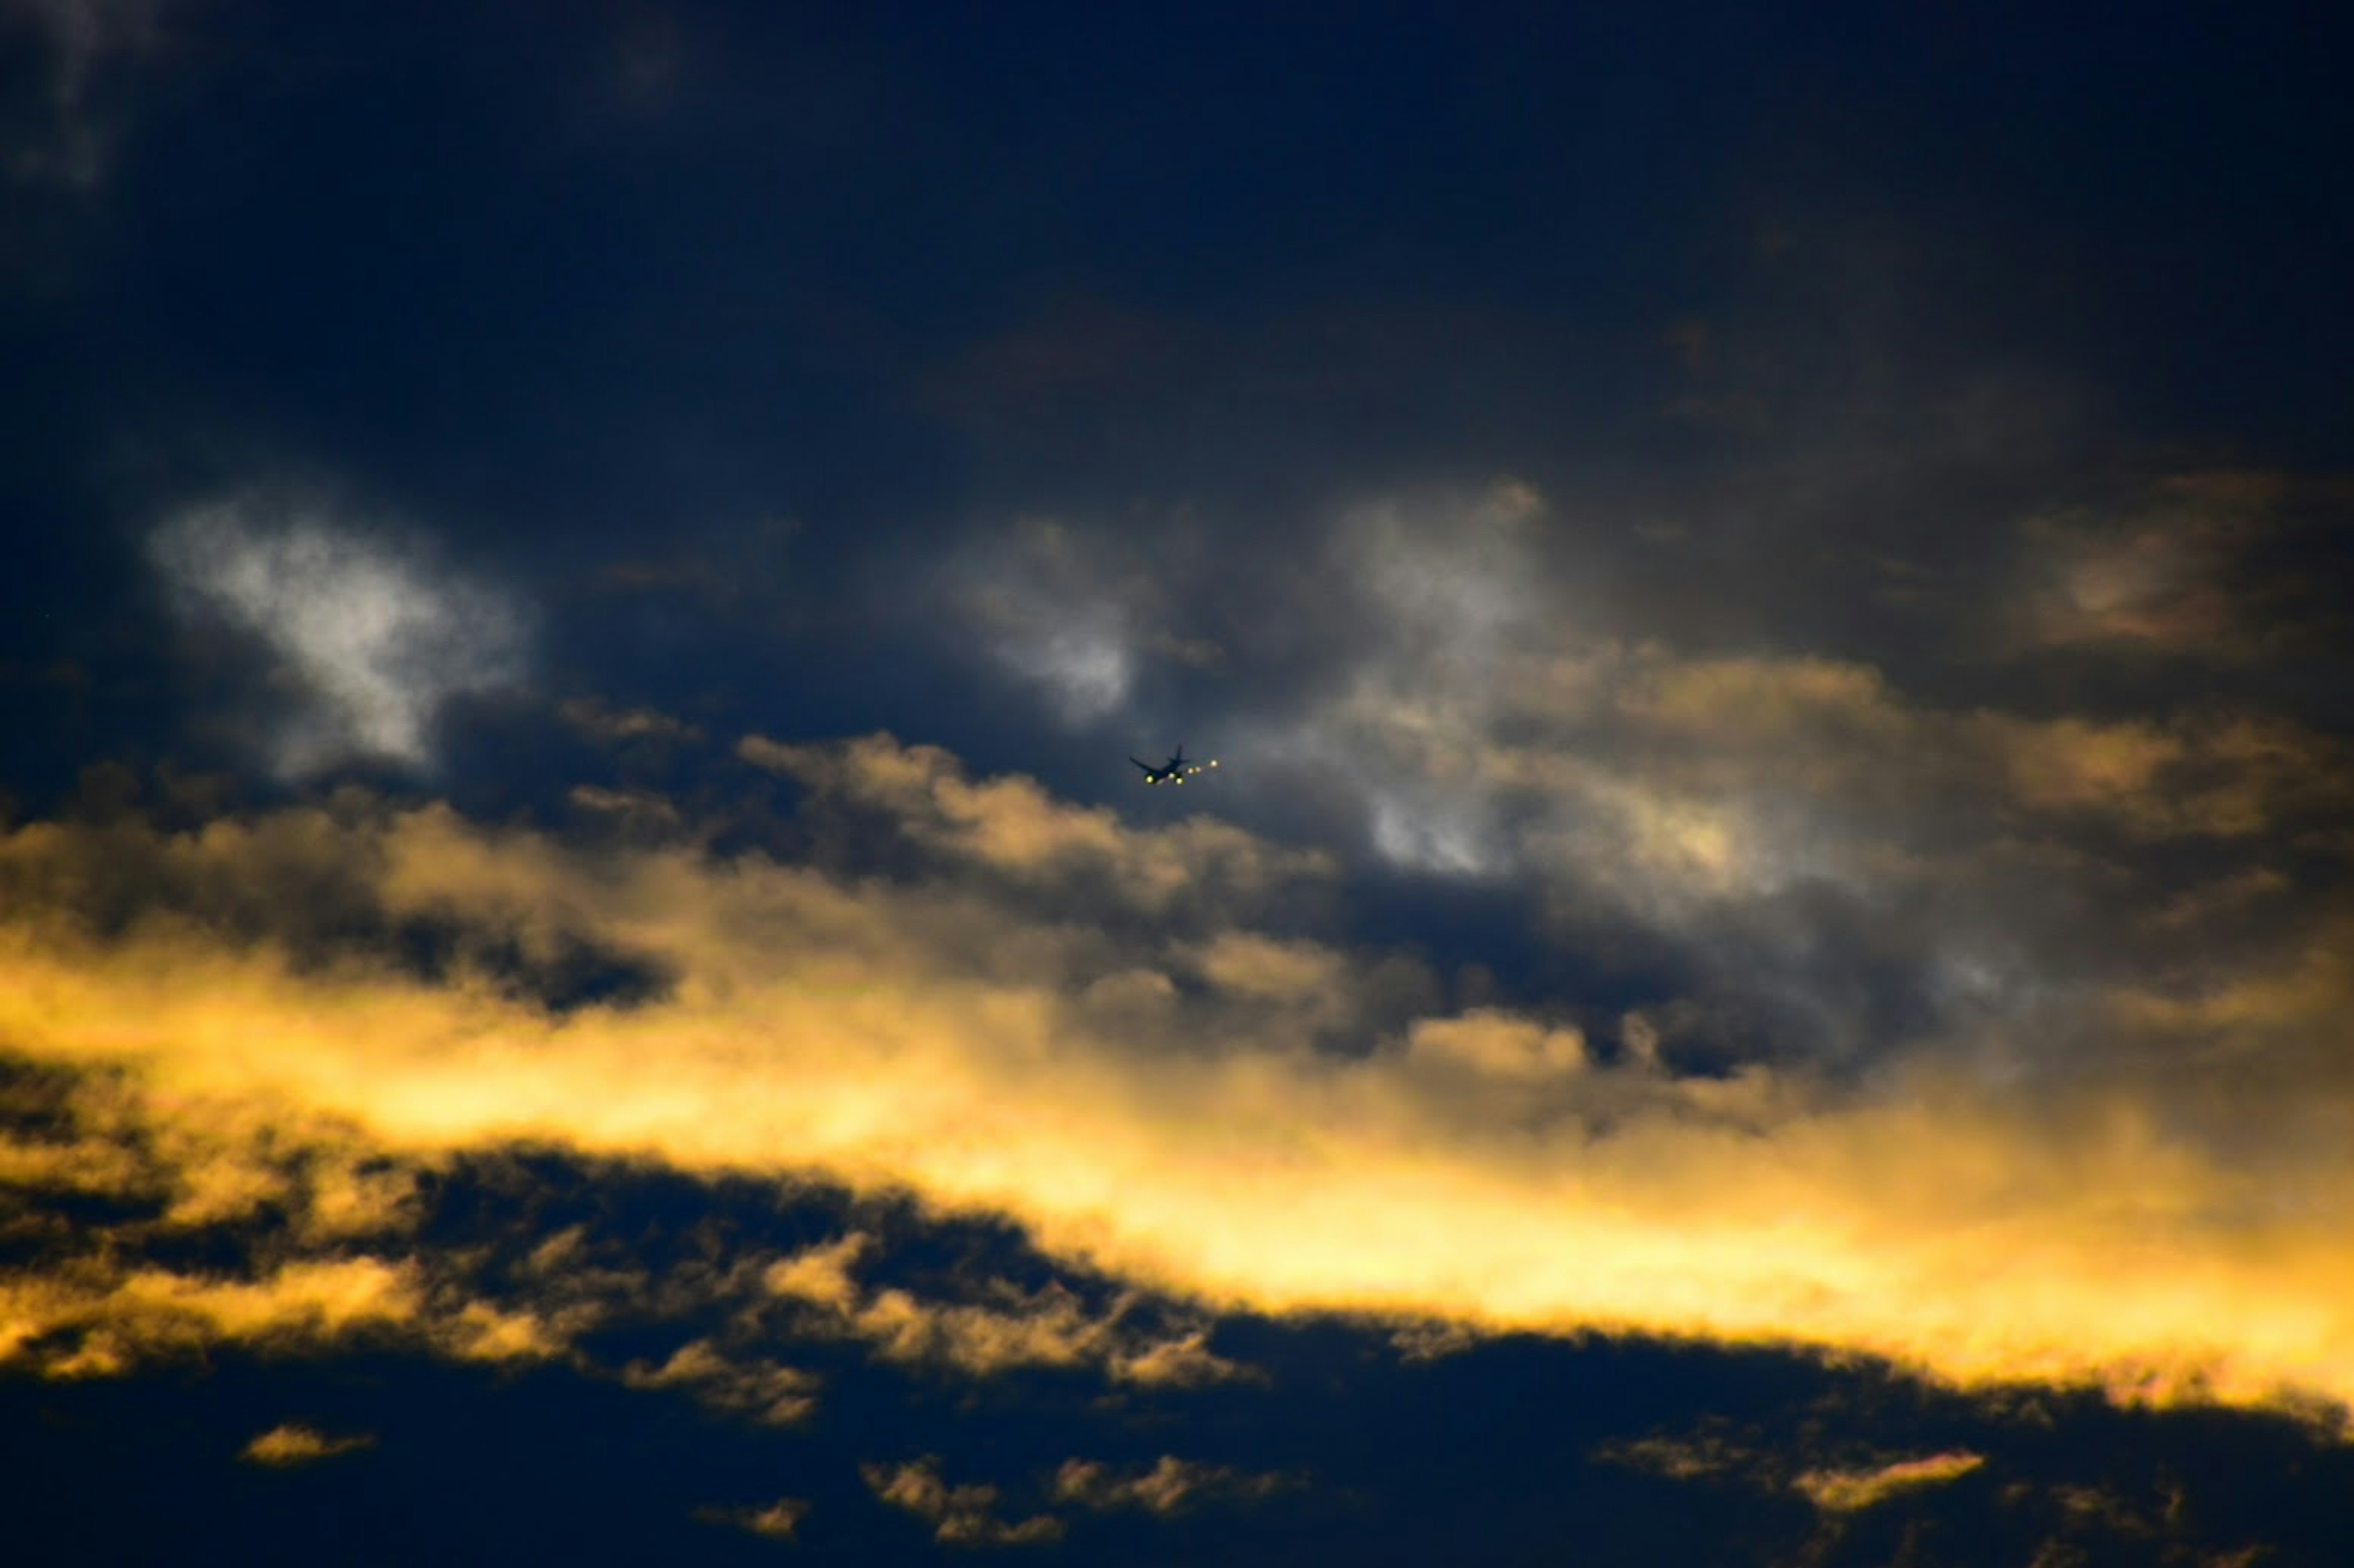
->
150, 490, 529, 777
558, 696, 704, 748
948, 517, 1171, 725
4, 0, 166, 188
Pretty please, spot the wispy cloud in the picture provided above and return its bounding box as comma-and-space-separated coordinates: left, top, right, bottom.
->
240, 1422, 376, 1467
1601, 1427, 1985, 1513
617, 1339, 820, 1425
693, 1497, 810, 1541
1050, 1454, 1295, 1515
760, 1232, 1243, 1387
150, 489, 528, 777
863, 1456, 1063, 1545
1792, 1450, 1984, 1513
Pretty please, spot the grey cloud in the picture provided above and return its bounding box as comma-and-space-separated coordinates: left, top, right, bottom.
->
936, 456, 2354, 1081
150, 489, 529, 778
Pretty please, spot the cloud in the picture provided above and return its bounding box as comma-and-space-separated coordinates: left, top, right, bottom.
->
1792, 1450, 1984, 1512
1593, 1428, 1758, 1483
5, 0, 164, 188
2010, 472, 2318, 659
240, 1422, 375, 1467
1602, 1426, 1983, 1514
740, 731, 1331, 920
862, 1456, 1063, 1546
693, 1497, 810, 1542
617, 1339, 819, 1425
1049, 1455, 1295, 1515
150, 490, 528, 777
759, 1233, 1244, 1388
558, 697, 704, 748
1, 1252, 550, 1380
2, 742, 2354, 1419
947, 519, 1151, 724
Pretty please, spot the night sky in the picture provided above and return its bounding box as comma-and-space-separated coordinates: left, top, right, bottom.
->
5, 4, 2353, 1563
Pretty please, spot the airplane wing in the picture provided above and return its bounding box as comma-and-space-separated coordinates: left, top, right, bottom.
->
1130, 757, 1156, 774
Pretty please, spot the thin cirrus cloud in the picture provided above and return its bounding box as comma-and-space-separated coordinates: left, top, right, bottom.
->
148, 490, 528, 777
2, 733, 2352, 1419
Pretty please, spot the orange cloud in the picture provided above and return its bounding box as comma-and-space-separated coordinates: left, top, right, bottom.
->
2, 745, 2353, 1421
758, 1232, 1241, 1387
1051, 1455, 1295, 1515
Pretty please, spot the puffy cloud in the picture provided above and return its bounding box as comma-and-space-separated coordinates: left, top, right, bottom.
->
1403, 1010, 1587, 1079
2, 742, 2353, 1418
240, 1423, 375, 1467
149, 490, 528, 776
862, 1456, 1062, 1546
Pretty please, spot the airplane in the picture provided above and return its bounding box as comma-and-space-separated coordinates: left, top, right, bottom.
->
1130, 745, 1219, 785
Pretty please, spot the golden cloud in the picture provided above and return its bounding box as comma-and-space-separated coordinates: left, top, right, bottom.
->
2, 739, 2352, 1421
617, 1339, 820, 1425
740, 731, 1330, 913
240, 1422, 376, 1467
1792, 1450, 1984, 1513
1051, 1455, 1295, 1515
863, 1456, 1063, 1545
758, 1232, 1243, 1387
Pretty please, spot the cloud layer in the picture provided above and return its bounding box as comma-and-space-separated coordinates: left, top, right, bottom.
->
2, 732, 2350, 1418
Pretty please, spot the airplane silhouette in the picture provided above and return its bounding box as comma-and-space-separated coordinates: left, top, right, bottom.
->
1130, 745, 1219, 785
